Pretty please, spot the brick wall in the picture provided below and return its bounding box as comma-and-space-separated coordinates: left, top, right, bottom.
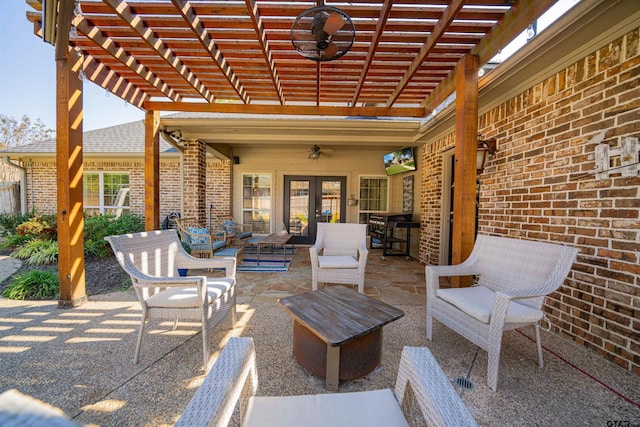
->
420, 133, 454, 265
182, 139, 208, 223
26, 160, 57, 213
206, 159, 232, 220
26, 158, 183, 221
420, 27, 639, 374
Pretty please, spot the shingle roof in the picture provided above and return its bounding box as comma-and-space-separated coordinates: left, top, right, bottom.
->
1, 120, 177, 155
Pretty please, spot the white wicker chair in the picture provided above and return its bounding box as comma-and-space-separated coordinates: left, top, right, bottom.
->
176, 337, 477, 427
426, 234, 578, 391
309, 223, 368, 293
104, 229, 237, 369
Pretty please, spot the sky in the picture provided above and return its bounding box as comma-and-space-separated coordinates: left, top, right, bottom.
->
0, 2, 144, 132
0, 0, 580, 134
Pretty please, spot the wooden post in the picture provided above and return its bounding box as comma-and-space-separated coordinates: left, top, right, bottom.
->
451, 55, 478, 288
144, 110, 160, 230
56, 52, 87, 307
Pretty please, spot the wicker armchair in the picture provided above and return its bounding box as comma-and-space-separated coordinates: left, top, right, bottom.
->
104, 229, 237, 369
175, 217, 227, 258
176, 337, 477, 427
210, 213, 253, 246
309, 223, 368, 293
426, 234, 578, 391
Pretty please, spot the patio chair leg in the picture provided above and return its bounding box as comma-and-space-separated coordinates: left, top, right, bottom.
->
134, 317, 147, 364
534, 324, 544, 369
487, 347, 500, 392
173, 318, 179, 330
231, 303, 237, 328
425, 314, 433, 341
202, 324, 209, 371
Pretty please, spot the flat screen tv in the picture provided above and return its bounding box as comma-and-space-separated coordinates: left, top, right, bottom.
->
384, 147, 416, 176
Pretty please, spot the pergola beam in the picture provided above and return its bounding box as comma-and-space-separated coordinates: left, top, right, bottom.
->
103, 0, 214, 103
244, 0, 285, 104
422, 0, 557, 113
56, 40, 87, 307
386, 0, 465, 107
82, 55, 148, 108
144, 111, 161, 231
73, 15, 181, 102
351, 0, 393, 106
450, 54, 479, 288
172, 0, 251, 104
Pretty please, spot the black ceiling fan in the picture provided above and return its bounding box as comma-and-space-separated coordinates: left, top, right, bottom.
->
291, 6, 355, 62
308, 145, 332, 159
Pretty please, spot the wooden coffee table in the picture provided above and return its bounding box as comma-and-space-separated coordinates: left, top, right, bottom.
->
278, 285, 404, 391
248, 232, 293, 266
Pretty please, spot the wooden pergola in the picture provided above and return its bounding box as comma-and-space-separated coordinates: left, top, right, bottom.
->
26, 0, 557, 306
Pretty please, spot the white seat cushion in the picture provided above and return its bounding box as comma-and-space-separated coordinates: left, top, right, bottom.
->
436, 286, 543, 324
244, 389, 408, 427
318, 255, 359, 269
146, 278, 234, 308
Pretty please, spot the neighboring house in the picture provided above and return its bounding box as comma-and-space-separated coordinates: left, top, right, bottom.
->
0, 119, 233, 224
1, 120, 175, 218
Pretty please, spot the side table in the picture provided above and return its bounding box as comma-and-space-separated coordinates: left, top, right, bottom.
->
278, 285, 404, 391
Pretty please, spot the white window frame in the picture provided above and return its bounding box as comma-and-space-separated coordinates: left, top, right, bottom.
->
241, 173, 272, 234
83, 172, 130, 215
357, 175, 389, 224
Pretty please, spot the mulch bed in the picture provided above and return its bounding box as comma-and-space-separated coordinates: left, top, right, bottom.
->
0, 250, 130, 297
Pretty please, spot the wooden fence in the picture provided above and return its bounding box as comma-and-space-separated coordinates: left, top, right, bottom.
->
0, 182, 20, 215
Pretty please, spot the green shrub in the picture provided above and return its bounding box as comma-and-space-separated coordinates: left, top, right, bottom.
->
11, 239, 58, 265
15, 213, 57, 240
2, 213, 144, 262
2, 270, 59, 300
2, 232, 33, 249
84, 213, 144, 258
0, 211, 35, 237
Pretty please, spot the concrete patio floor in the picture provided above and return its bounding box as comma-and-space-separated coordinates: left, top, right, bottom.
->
0, 248, 638, 426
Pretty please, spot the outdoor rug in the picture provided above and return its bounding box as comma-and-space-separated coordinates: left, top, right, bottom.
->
237, 247, 297, 272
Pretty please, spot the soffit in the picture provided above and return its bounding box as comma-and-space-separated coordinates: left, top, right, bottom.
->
161, 114, 422, 148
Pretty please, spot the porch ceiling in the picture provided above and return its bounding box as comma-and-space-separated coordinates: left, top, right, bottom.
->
26, 0, 558, 119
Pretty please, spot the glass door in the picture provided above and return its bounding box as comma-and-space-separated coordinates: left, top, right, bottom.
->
284, 176, 346, 245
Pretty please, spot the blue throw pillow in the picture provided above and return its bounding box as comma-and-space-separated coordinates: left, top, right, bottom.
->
187, 227, 210, 244
222, 219, 237, 234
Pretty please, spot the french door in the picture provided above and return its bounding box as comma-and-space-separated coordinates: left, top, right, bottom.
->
284, 176, 346, 245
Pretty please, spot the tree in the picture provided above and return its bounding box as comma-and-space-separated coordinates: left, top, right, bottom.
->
0, 114, 54, 149
0, 114, 54, 183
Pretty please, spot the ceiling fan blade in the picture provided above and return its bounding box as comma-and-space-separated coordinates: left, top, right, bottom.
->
293, 32, 316, 41
323, 12, 345, 35
323, 42, 339, 58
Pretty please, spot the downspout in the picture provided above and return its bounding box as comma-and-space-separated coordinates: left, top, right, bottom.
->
2, 157, 27, 214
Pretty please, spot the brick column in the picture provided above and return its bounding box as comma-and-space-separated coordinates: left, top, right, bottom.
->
182, 139, 207, 224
